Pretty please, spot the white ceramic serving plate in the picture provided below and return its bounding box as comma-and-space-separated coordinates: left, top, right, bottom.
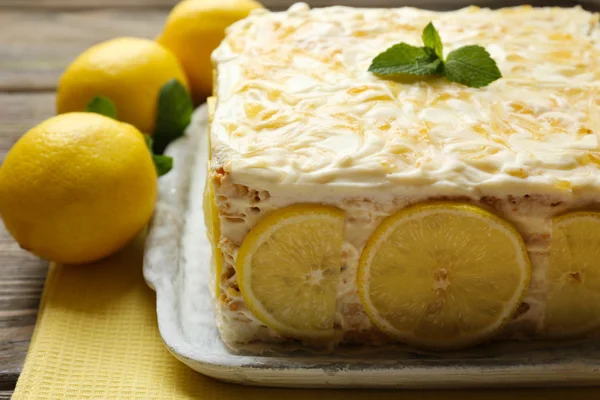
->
143, 105, 600, 388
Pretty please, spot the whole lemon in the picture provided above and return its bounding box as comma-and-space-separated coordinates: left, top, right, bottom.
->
0, 113, 158, 265
56, 37, 189, 134
158, 0, 263, 103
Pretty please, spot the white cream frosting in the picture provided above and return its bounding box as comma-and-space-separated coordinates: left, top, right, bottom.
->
211, 3, 600, 200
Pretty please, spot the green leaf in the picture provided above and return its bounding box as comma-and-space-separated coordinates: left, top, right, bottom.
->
368, 20, 502, 88
422, 22, 444, 61
86, 96, 117, 119
153, 154, 173, 177
153, 79, 193, 155
143, 134, 172, 177
444, 45, 502, 88
368, 43, 442, 77
143, 134, 153, 150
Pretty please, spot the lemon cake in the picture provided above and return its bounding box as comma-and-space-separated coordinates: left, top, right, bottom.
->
205, 3, 600, 351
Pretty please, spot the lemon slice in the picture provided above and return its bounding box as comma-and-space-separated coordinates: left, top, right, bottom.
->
358, 203, 531, 349
236, 205, 344, 338
203, 96, 223, 297
545, 212, 600, 338
207, 96, 215, 159
202, 170, 212, 236
203, 175, 224, 297
203, 96, 215, 236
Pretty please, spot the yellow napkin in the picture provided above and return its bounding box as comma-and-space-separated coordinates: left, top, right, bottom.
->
12, 234, 600, 399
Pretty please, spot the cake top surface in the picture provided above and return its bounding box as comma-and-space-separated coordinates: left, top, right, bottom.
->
211, 2, 600, 199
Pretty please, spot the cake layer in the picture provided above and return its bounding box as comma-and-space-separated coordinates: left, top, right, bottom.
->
211, 176, 600, 349
211, 3, 600, 200
208, 3, 600, 350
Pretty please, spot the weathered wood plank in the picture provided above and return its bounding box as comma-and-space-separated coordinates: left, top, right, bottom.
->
0, 224, 47, 389
0, 93, 55, 158
0, 221, 48, 383
0, 0, 178, 7
0, 0, 596, 10
0, 10, 167, 91
0, 93, 54, 391
0, 391, 12, 400
0, 0, 420, 9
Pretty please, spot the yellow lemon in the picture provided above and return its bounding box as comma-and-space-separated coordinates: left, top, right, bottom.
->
0, 113, 157, 265
236, 205, 345, 339
545, 212, 600, 338
203, 177, 224, 297
56, 37, 189, 133
358, 203, 531, 349
158, 0, 263, 103
203, 97, 223, 297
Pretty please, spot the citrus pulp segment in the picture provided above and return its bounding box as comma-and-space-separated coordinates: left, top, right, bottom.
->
236, 205, 345, 338
544, 212, 600, 338
358, 203, 531, 349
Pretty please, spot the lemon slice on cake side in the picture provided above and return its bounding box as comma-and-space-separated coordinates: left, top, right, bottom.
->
203, 95, 223, 297
203, 176, 224, 297
236, 205, 345, 339
544, 212, 600, 338
358, 203, 531, 349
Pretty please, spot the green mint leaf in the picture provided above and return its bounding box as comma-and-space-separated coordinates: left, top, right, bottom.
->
369, 21, 502, 88
153, 154, 173, 177
86, 96, 117, 119
368, 43, 442, 76
422, 22, 444, 61
143, 134, 173, 177
153, 78, 193, 155
444, 45, 502, 88
143, 134, 153, 150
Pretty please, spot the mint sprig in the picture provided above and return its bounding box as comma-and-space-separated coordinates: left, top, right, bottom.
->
144, 135, 173, 177
444, 45, 502, 88
86, 96, 117, 119
152, 78, 193, 155
422, 22, 443, 61
369, 22, 501, 88
368, 44, 441, 76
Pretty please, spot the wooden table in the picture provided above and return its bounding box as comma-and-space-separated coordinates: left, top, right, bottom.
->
1, 1, 599, 398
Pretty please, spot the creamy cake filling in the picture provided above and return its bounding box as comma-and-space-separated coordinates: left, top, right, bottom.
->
211, 166, 599, 347
211, 4, 600, 200
207, 3, 600, 349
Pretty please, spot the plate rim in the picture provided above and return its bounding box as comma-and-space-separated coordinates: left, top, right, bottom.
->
143, 105, 600, 389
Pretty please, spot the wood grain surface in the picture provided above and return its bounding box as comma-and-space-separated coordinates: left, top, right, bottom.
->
0, 11, 166, 91
0, 391, 13, 400
2, 0, 597, 10
0, 0, 418, 9
0, 0, 487, 9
